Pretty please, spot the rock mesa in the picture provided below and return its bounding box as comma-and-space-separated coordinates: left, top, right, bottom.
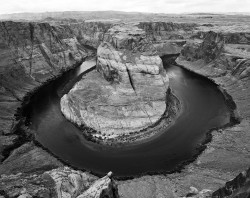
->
61, 24, 178, 142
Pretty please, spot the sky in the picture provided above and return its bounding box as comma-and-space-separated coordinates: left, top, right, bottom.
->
1, 0, 250, 15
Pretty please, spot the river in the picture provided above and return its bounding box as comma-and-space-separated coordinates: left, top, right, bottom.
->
24, 59, 230, 177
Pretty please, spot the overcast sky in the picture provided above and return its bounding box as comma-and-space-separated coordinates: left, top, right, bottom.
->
1, 0, 250, 14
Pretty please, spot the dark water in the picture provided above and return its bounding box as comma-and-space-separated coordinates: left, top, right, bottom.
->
26, 63, 230, 177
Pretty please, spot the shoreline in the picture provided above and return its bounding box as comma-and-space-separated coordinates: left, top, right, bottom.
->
176, 62, 241, 123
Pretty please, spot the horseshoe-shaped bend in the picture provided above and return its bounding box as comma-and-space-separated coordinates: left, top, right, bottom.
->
24, 24, 232, 177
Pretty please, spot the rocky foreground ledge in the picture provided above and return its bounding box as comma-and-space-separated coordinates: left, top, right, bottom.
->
60, 24, 181, 144
0, 166, 117, 198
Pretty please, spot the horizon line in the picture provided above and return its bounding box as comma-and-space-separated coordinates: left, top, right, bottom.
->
1, 10, 250, 16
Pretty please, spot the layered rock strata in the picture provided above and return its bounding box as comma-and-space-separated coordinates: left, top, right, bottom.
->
61, 24, 180, 143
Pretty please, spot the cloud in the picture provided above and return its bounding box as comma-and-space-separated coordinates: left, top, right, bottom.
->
0, 0, 249, 14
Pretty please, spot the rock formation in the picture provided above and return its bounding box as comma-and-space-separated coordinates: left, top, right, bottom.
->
0, 166, 117, 198
60, 24, 180, 143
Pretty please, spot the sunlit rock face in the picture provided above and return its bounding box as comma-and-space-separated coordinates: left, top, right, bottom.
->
61, 24, 173, 139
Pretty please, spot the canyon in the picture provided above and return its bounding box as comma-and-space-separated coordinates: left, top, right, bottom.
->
0, 12, 250, 198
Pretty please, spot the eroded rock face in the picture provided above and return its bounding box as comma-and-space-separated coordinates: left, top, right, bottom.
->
61, 24, 180, 142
